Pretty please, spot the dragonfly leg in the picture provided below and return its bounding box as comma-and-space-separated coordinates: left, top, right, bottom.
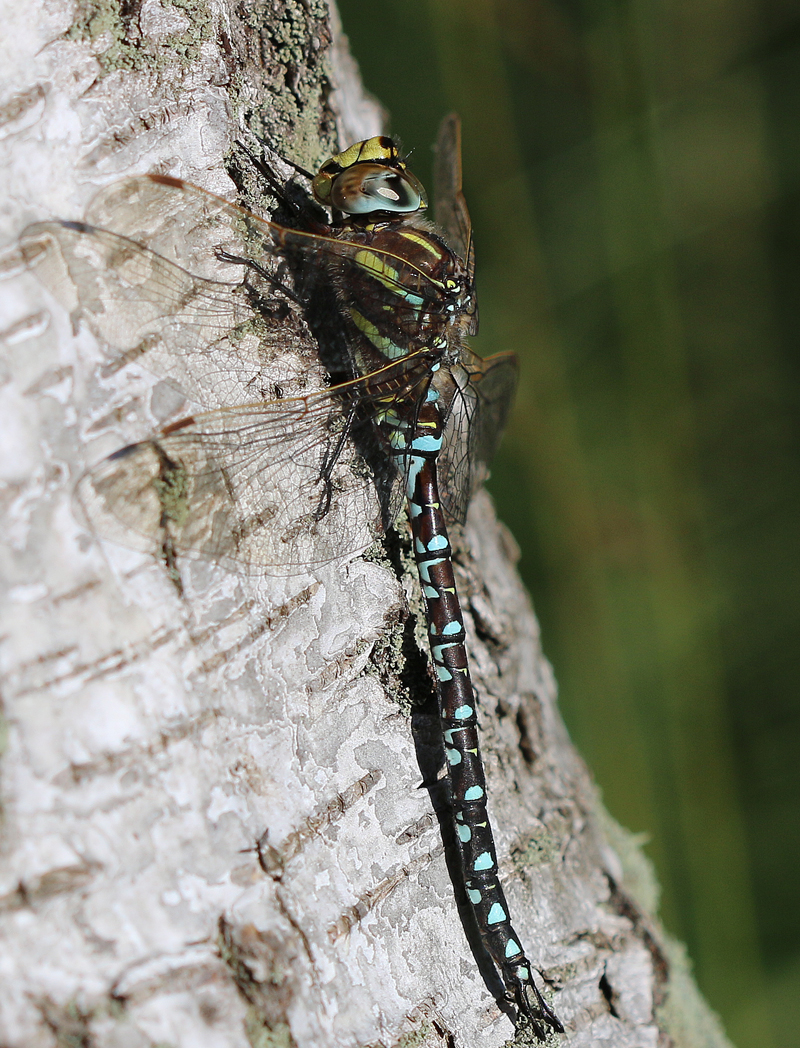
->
234, 140, 316, 205
312, 399, 360, 520
512, 974, 565, 1040
214, 247, 303, 306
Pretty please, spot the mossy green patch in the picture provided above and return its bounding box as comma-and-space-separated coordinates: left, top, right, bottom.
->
66, 0, 212, 74
597, 807, 661, 917
244, 1010, 294, 1048
153, 458, 190, 529
656, 938, 734, 1048
394, 1023, 433, 1048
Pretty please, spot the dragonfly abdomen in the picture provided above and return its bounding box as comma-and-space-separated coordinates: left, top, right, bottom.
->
400, 395, 563, 1040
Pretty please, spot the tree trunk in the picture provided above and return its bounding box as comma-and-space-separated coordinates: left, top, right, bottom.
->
0, 1, 736, 1046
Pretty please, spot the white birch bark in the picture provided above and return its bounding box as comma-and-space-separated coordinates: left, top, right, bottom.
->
0, 1, 736, 1045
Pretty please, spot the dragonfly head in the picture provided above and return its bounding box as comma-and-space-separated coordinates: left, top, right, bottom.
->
312, 136, 428, 218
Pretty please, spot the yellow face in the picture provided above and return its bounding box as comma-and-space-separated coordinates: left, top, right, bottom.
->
312, 135, 428, 216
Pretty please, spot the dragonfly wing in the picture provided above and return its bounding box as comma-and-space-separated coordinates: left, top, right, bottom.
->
76, 386, 397, 575
87, 176, 453, 299
438, 349, 518, 524
22, 179, 457, 400
434, 115, 476, 297
86, 176, 272, 284
466, 349, 519, 472
17, 220, 316, 410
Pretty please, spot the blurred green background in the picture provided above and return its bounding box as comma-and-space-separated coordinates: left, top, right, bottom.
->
336, 1, 800, 1045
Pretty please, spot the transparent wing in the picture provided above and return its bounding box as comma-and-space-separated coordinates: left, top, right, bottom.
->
76, 359, 433, 575
434, 114, 476, 297
437, 348, 518, 524
17, 220, 294, 410
87, 176, 457, 307
19, 178, 458, 406
85, 176, 263, 283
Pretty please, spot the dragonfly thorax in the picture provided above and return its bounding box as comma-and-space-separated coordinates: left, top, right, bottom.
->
326, 218, 475, 375
311, 134, 476, 373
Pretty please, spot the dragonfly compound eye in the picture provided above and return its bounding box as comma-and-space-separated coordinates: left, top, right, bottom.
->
326, 164, 426, 216
312, 135, 427, 217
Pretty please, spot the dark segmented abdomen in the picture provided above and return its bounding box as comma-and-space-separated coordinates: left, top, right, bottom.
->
393, 389, 562, 1039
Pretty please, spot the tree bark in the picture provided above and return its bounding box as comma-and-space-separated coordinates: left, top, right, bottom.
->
0, 1, 736, 1046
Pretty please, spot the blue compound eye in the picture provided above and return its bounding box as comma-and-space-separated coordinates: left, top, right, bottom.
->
324, 164, 426, 215
312, 135, 427, 216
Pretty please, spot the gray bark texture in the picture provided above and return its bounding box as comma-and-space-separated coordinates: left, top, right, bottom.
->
0, 1, 736, 1046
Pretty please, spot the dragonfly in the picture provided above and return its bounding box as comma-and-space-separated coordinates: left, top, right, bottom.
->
16, 115, 563, 1040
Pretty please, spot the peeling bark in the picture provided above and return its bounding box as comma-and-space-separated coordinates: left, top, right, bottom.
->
0, 1, 736, 1046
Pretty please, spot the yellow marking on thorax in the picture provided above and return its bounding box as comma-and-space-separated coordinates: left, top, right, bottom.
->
349, 308, 411, 360
354, 248, 399, 282
397, 229, 447, 259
